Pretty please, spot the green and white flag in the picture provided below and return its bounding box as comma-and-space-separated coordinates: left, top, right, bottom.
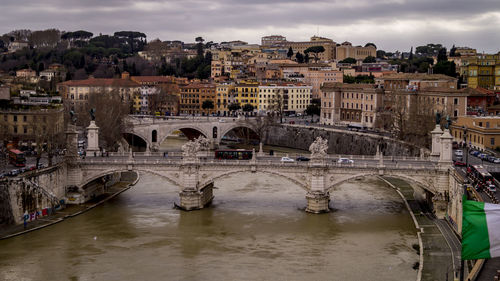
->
462, 198, 500, 260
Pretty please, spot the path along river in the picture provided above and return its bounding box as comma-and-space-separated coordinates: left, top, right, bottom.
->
0, 138, 419, 281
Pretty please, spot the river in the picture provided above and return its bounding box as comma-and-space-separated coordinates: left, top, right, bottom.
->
0, 137, 419, 280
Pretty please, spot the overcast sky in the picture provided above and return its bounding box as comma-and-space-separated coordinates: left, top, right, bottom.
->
1, 0, 499, 53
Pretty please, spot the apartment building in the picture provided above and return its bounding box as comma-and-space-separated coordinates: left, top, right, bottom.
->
57, 72, 140, 111
451, 116, 500, 151
235, 81, 259, 109
215, 83, 236, 116
258, 83, 312, 115
320, 83, 383, 128
375, 73, 458, 90
459, 54, 500, 90
335, 41, 377, 61
179, 83, 216, 115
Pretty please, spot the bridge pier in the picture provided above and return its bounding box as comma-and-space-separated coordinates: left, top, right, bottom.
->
178, 182, 214, 211
305, 191, 330, 213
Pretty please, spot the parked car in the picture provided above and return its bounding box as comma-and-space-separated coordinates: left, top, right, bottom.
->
479, 153, 490, 160
281, 156, 295, 163
453, 160, 466, 166
337, 158, 354, 164
296, 156, 310, 162
494, 158, 500, 164
454, 150, 463, 157
486, 155, 497, 163
8, 169, 20, 176
471, 150, 481, 156
488, 184, 497, 193
37, 163, 46, 169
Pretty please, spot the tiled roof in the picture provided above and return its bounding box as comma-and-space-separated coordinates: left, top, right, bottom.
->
59, 78, 140, 87
379, 73, 457, 81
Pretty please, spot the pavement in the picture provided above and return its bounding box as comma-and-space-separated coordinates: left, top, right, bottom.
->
383, 176, 461, 281
0, 182, 131, 240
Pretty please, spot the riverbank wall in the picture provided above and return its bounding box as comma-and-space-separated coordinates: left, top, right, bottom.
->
264, 125, 423, 156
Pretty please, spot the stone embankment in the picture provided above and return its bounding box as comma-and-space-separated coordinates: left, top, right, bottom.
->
264, 125, 424, 156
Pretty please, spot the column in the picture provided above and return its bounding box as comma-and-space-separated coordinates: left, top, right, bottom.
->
178, 160, 214, 211
86, 121, 99, 155
439, 129, 453, 166
430, 125, 443, 161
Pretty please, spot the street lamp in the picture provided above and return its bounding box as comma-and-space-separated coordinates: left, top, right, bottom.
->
463, 126, 469, 168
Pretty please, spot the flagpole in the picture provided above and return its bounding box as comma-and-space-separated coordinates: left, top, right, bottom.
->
460, 259, 464, 281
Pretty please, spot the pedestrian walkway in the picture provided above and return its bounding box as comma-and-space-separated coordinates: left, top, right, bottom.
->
383, 177, 459, 281
0, 183, 131, 240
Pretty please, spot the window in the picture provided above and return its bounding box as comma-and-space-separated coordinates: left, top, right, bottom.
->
13, 115, 17, 122
23, 116, 27, 122
454, 98, 458, 105
492, 138, 495, 146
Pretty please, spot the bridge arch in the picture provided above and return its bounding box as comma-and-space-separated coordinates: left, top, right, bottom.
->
201, 169, 308, 191
219, 124, 260, 143
326, 172, 436, 194
79, 168, 182, 189
159, 125, 209, 145
123, 132, 150, 151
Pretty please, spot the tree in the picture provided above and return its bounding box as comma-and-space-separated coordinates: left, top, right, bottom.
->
202, 99, 215, 118
376, 50, 386, 59
339, 57, 356, 64
304, 53, 310, 63
267, 89, 285, 123
287, 47, 294, 59
195, 36, 204, 57
82, 88, 131, 151
242, 103, 254, 117
365, 42, 377, 48
295, 52, 304, 63
437, 47, 447, 62
362, 56, 376, 63
228, 102, 241, 116
305, 104, 321, 122
304, 46, 325, 62
449, 45, 457, 57
408, 47, 413, 61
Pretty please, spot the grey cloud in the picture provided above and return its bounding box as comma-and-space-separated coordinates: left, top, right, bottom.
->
0, 0, 499, 52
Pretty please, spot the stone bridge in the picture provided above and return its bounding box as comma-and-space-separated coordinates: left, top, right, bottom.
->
123, 116, 260, 151
67, 124, 461, 215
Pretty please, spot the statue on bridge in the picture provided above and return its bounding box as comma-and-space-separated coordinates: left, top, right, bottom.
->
182, 140, 201, 158
89, 108, 96, 121
309, 136, 328, 158
196, 136, 210, 151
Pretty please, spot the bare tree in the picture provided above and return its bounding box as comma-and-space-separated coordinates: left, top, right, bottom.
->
82, 88, 131, 151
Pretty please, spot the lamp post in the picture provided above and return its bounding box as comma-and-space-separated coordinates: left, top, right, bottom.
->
463, 126, 468, 168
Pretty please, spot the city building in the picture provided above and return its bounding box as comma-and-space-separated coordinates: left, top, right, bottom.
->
0, 107, 64, 144
335, 42, 377, 61
258, 83, 312, 115
235, 81, 260, 110
375, 73, 458, 90
285, 36, 337, 62
215, 83, 236, 116
459, 53, 500, 90
179, 82, 216, 115
56, 72, 140, 111
320, 83, 383, 128
16, 69, 37, 79
7, 41, 28, 53
451, 116, 500, 151
261, 35, 287, 47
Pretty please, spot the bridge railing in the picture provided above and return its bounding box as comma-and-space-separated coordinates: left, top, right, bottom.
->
77, 155, 438, 170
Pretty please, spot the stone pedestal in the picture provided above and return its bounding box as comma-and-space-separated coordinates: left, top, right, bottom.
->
439, 129, 453, 166
430, 125, 443, 161
305, 191, 330, 213
177, 182, 214, 211
86, 121, 99, 154
257, 142, 264, 157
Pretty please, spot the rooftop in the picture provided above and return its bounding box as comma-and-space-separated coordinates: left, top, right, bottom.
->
379, 73, 457, 81
58, 77, 140, 87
